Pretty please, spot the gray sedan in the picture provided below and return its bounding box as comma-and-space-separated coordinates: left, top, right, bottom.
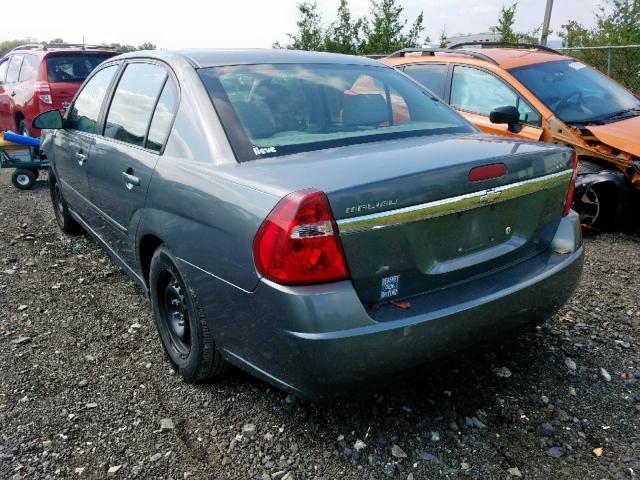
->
34, 49, 583, 399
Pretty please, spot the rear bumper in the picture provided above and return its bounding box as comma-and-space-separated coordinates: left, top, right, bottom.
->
182, 213, 584, 399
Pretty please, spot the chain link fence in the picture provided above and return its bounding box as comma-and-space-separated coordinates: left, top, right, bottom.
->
556, 45, 640, 94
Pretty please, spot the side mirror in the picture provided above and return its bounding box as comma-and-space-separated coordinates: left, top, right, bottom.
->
33, 109, 63, 130
489, 106, 521, 134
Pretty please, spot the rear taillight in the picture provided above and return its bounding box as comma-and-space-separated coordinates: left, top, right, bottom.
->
35, 81, 52, 105
563, 150, 578, 216
253, 189, 349, 285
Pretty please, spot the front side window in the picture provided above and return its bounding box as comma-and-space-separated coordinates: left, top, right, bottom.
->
451, 65, 541, 126
104, 63, 167, 147
46, 54, 114, 83
199, 63, 472, 161
18, 55, 39, 82
403, 64, 448, 99
510, 59, 640, 125
6, 55, 23, 84
0, 60, 8, 84
67, 65, 118, 134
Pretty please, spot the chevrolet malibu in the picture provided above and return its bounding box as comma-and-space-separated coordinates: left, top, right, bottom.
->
34, 49, 584, 399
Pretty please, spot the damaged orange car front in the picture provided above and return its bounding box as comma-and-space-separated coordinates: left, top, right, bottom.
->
384, 44, 640, 228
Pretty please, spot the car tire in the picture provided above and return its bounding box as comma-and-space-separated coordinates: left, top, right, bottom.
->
149, 245, 228, 382
574, 183, 618, 230
11, 169, 35, 190
49, 173, 83, 234
19, 120, 36, 160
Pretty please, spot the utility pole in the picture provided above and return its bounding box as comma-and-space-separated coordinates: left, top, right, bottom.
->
540, 0, 554, 46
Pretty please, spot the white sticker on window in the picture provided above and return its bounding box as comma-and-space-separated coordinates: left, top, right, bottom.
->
380, 275, 400, 300
568, 62, 586, 70
252, 146, 277, 155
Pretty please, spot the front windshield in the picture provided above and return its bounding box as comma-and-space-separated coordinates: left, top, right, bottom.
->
199, 63, 473, 161
510, 59, 640, 125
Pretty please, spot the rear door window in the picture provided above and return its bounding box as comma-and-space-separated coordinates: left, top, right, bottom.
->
402, 64, 448, 99
46, 54, 114, 83
0, 59, 9, 84
6, 55, 24, 84
67, 65, 118, 134
103, 63, 168, 147
18, 55, 39, 82
451, 65, 541, 126
146, 80, 178, 152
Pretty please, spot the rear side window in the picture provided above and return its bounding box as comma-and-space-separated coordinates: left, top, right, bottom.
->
18, 55, 39, 82
46, 54, 113, 83
146, 80, 178, 152
67, 65, 118, 134
6, 55, 23, 84
104, 63, 167, 147
403, 64, 448, 99
0, 60, 8, 84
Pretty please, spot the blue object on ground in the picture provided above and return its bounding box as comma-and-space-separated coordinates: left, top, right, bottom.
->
3, 131, 41, 148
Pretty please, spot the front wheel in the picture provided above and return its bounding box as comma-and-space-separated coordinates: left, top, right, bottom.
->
149, 245, 228, 382
574, 183, 618, 230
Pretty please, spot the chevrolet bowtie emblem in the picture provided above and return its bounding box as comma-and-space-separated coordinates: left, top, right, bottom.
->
480, 189, 502, 204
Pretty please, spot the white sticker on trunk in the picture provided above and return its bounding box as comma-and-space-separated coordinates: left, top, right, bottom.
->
568, 62, 586, 70
380, 275, 400, 300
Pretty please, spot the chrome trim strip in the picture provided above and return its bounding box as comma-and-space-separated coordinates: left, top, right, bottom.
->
337, 169, 573, 235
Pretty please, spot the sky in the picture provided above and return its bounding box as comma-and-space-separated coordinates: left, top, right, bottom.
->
2, 0, 603, 49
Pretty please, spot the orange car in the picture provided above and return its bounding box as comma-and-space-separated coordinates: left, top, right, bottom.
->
383, 43, 640, 228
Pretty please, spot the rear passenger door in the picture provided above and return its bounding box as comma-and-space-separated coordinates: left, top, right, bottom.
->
1, 55, 23, 131
15, 54, 39, 132
0, 57, 10, 130
88, 61, 178, 266
448, 65, 543, 141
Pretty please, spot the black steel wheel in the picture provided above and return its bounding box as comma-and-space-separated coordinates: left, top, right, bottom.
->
157, 270, 192, 358
149, 245, 228, 382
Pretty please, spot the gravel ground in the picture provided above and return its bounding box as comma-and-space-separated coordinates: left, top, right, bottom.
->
0, 169, 639, 480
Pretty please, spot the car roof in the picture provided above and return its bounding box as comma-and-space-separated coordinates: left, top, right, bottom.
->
387, 48, 573, 70
116, 48, 386, 69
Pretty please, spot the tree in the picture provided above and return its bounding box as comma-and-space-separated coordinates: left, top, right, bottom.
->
494, 3, 519, 43
558, 20, 591, 47
439, 29, 448, 48
277, 1, 325, 51
360, 0, 425, 54
0, 38, 36, 56
138, 42, 157, 51
324, 0, 363, 54
593, 0, 640, 45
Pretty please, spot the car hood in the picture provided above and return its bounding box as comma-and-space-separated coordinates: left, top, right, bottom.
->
587, 115, 640, 157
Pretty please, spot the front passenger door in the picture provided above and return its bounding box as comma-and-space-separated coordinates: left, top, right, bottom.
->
449, 65, 543, 141
53, 64, 119, 223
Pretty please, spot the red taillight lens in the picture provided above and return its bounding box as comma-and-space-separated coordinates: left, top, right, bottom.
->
35, 81, 52, 105
563, 150, 578, 216
253, 189, 349, 285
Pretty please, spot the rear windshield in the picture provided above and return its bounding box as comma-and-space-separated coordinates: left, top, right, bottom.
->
198, 63, 473, 161
46, 54, 114, 83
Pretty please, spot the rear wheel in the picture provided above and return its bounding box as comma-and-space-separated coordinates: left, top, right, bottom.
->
49, 173, 82, 234
11, 169, 35, 190
149, 245, 228, 382
574, 183, 618, 230
18, 119, 36, 160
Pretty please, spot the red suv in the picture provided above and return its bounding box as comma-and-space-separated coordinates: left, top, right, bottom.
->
0, 44, 118, 137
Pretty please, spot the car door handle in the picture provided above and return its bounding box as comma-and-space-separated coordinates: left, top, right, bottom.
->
75, 152, 87, 165
122, 171, 141, 188
10, 91, 16, 97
